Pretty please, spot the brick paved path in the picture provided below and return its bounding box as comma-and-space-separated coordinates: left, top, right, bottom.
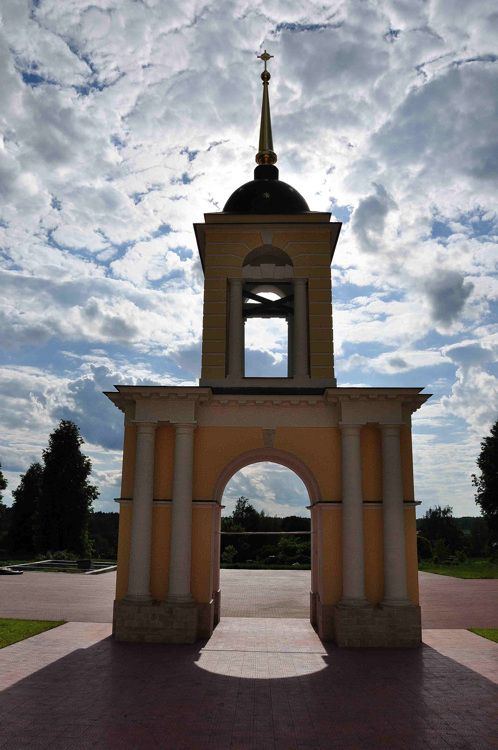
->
221, 569, 311, 618
418, 571, 498, 628
1, 569, 498, 627
1, 620, 498, 749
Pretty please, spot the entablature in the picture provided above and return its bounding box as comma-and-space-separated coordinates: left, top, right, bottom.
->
104, 385, 430, 428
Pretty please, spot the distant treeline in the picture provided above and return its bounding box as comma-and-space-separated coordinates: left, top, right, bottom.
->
416, 508, 492, 562
1, 509, 119, 561
220, 497, 311, 568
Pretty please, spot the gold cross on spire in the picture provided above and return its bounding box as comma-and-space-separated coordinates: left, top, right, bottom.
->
257, 50, 274, 72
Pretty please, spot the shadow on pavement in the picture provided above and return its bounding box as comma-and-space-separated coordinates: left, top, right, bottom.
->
1, 627, 497, 749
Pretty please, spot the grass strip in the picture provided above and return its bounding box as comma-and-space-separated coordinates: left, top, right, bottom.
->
469, 629, 498, 644
418, 560, 498, 579
0, 619, 65, 649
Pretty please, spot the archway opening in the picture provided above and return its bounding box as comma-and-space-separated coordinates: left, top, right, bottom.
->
219, 461, 313, 620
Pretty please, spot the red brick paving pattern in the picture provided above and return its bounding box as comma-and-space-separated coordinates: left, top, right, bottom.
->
1, 569, 498, 628
418, 571, 498, 628
1, 620, 498, 749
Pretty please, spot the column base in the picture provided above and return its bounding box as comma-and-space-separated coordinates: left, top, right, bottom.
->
165, 593, 195, 604
333, 603, 421, 648
113, 598, 198, 643
338, 597, 370, 607
381, 598, 413, 607
123, 593, 153, 604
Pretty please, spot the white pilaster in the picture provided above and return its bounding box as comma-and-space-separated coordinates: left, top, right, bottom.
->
293, 277, 308, 378
380, 424, 410, 606
228, 278, 244, 379
166, 423, 196, 603
339, 424, 368, 605
125, 421, 156, 602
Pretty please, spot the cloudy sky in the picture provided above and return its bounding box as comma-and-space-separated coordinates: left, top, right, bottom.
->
1, 0, 497, 519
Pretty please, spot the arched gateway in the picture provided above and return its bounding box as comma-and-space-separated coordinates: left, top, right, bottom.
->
106, 52, 429, 647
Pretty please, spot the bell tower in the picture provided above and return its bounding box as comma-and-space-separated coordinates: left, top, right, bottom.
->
108, 49, 429, 649
195, 51, 341, 390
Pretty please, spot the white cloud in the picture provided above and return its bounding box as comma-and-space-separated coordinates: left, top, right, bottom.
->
223, 463, 309, 518
0, 0, 497, 516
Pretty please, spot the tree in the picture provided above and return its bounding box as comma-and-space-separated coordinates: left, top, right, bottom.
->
416, 535, 433, 560
231, 497, 260, 531
473, 419, 498, 547
0, 459, 8, 549
35, 421, 98, 556
418, 505, 464, 553
88, 512, 119, 559
10, 463, 43, 554
0, 460, 6, 506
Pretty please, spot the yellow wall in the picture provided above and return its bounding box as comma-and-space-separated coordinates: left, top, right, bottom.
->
191, 507, 213, 603
115, 504, 132, 600
199, 225, 337, 382
405, 506, 419, 605
400, 426, 415, 502
321, 509, 342, 605
275, 427, 342, 502
363, 509, 384, 603
121, 426, 136, 497
150, 506, 171, 600
193, 426, 264, 500
115, 421, 419, 610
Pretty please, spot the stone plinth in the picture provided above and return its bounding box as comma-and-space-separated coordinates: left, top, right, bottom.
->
317, 600, 335, 641
113, 599, 198, 643
333, 603, 421, 648
213, 589, 221, 627
310, 591, 318, 626
197, 600, 215, 638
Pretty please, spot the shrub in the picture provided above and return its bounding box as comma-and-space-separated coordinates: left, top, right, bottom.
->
432, 538, 451, 562
417, 535, 432, 560
221, 545, 237, 564
36, 550, 78, 561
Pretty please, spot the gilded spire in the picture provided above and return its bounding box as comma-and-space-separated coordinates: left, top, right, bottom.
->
256, 50, 277, 166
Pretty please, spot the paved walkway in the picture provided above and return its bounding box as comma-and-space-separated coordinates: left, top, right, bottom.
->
418, 571, 498, 628
1, 569, 498, 628
221, 570, 311, 618
1, 620, 498, 749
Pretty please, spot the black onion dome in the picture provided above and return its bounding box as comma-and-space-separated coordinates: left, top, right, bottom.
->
223, 164, 310, 214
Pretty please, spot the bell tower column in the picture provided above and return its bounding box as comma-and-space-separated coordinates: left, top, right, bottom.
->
293, 277, 309, 379
228, 278, 244, 379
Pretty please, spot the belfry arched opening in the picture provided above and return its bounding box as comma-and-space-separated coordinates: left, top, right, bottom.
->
106, 50, 429, 647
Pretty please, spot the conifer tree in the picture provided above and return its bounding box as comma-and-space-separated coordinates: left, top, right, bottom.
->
473, 418, 498, 545
36, 421, 98, 555
0, 459, 6, 508
10, 463, 43, 554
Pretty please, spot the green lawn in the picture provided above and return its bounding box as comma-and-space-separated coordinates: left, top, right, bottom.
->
419, 559, 498, 578
469, 629, 498, 644
0, 619, 65, 649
